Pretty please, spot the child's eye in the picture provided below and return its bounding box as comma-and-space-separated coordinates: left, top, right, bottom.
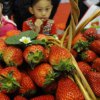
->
38, 9, 42, 11
46, 8, 50, 11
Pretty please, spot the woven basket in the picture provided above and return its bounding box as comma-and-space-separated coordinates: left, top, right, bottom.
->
47, 0, 100, 100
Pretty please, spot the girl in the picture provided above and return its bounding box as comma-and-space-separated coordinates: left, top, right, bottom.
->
0, 2, 17, 37
22, 0, 57, 35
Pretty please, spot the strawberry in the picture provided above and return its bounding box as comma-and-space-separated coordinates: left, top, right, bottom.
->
6, 30, 20, 37
36, 34, 47, 42
77, 61, 91, 75
0, 39, 7, 60
49, 45, 75, 72
28, 63, 57, 87
71, 49, 78, 58
23, 45, 45, 67
72, 33, 89, 52
44, 81, 58, 93
19, 72, 36, 95
3, 46, 23, 67
56, 77, 84, 100
0, 92, 10, 100
92, 57, 100, 72
72, 33, 87, 45
83, 28, 97, 41
0, 64, 3, 72
14, 95, 27, 100
0, 67, 22, 93
44, 47, 50, 62
86, 71, 100, 96
91, 21, 99, 26
30, 95, 54, 100
95, 34, 100, 40
90, 40, 100, 55
80, 50, 97, 62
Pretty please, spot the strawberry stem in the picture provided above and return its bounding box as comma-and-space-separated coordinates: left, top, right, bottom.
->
0, 71, 20, 93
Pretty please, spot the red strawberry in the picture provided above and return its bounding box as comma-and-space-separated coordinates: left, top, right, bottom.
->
56, 77, 84, 100
72, 33, 89, 52
30, 95, 54, 100
71, 49, 78, 58
91, 21, 99, 26
23, 45, 45, 66
49, 45, 74, 72
44, 47, 50, 62
0, 92, 10, 100
44, 81, 58, 93
78, 61, 91, 75
14, 95, 27, 100
19, 72, 36, 95
0, 64, 3, 72
92, 57, 100, 72
3, 46, 23, 67
90, 40, 100, 55
86, 71, 100, 96
95, 34, 100, 40
0, 39, 7, 60
36, 34, 47, 42
0, 67, 22, 93
72, 33, 87, 45
28, 63, 56, 87
83, 28, 97, 40
81, 50, 97, 62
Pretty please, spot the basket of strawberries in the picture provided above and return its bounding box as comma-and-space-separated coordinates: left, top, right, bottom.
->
0, 0, 100, 100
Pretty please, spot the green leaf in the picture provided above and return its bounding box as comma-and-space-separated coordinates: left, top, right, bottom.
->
19, 30, 38, 38
5, 35, 21, 45
53, 59, 75, 72
73, 40, 89, 52
44, 71, 60, 86
5, 30, 38, 45
31, 40, 47, 46
0, 72, 20, 93
21, 89, 36, 97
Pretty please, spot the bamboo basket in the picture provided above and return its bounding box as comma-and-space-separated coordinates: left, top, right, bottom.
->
47, 0, 100, 100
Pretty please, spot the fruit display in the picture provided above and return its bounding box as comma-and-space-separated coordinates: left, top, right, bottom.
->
0, 0, 100, 100
0, 27, 99, 99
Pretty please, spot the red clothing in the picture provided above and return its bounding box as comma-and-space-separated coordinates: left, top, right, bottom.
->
22, 17, 57, 35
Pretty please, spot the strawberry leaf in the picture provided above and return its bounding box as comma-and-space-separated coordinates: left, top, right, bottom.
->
5, 30, 38, 45
31, 40, 47, 46
53, 59, 75, 72
73, 40, 89, 52
44, 71, 60, 87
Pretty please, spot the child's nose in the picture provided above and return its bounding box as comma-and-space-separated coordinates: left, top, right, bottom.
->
41, 11, 46, 16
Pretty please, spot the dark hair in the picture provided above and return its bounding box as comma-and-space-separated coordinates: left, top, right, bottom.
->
30, 0, 52, 7
0, 0, 3, 4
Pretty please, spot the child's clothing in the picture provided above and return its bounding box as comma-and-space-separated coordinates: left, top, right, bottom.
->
22, 17, 57, 35
0, 15, 17, 37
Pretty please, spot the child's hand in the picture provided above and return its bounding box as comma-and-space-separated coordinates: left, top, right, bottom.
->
34, 19, 43, 27
34, 19, 43, 33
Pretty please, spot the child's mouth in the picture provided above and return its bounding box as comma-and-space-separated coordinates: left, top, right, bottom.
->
41, 18, 47, 21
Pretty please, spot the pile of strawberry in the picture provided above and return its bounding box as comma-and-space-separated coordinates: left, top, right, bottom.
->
0, 28, 100, 100
0, 30, 85, 100
71, 28, 100, 97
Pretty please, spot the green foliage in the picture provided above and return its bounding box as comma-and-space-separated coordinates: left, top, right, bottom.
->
73, 40, 89, 52
44, 71, 60, 87
53, 59, 75, 72
31, 40, 47, 46
0, 71, 20, 92
5, 30, 38, 45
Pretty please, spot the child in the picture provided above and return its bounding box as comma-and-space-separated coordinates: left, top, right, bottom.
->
22, 0, 57, 35
0, 2, 17, 37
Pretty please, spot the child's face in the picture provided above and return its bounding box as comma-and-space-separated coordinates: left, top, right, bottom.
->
29, 0, 53, 21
